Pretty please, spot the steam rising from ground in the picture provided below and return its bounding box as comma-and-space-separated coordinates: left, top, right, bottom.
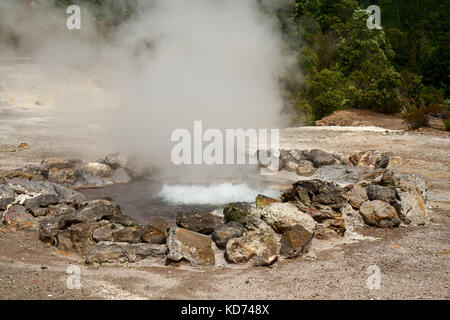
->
0, 0, 292, 172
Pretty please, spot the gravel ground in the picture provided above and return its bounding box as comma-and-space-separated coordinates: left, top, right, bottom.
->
0, 71, 449, 299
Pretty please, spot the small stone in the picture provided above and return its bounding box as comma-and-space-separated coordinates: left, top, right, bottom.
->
283, 160, 298, 172
296, 160, 316, 176
375, 155, 390, 169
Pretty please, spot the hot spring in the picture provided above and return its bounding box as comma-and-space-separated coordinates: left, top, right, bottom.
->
80, 178, 283, 226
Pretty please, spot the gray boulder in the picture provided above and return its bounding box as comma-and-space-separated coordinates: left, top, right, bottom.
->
366, 184, 397, 204
394, 191, 430, 226
211, 222, 244, 249
260, 202, 316, 234
0, 185, 15, 210
346, 184, 369, 209
304, 149, 337, 167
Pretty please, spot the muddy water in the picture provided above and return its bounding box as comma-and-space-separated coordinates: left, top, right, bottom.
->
79, 179, 216, 226
79, 177, 281, 226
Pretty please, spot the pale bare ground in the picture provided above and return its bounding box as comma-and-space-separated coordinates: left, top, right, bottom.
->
0, 116, 449, 299
0, 73, 449, 300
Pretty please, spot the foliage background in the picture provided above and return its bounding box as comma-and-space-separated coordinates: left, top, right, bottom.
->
8, 0, 450, 125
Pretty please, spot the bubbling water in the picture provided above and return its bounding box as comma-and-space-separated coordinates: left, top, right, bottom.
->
157, 182, 279, 205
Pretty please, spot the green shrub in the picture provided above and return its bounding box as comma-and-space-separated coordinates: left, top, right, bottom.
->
445, 119, 450, 131
307, 69, 353, 119
406, 110, 429, 130
350, 63, 402, 114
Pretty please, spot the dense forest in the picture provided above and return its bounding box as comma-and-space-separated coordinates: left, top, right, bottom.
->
22, 1, 450, 129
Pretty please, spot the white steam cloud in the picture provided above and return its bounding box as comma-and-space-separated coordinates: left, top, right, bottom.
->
0, 0, 293, 171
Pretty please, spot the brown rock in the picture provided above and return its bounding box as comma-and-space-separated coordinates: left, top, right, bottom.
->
280, 224, 314, 258
2, 205, 37, 229
166, 227, 215, 266
255, 194, 278, 208
176, 210, 223, 234
111, 227, 142, 244
141, 217, 170, 244
359, 200, 401, 228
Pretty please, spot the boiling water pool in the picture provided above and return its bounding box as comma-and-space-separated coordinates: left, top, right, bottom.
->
80, 179, 281, 225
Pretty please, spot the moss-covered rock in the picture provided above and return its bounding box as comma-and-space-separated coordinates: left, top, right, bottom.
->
223, 202, 252, 223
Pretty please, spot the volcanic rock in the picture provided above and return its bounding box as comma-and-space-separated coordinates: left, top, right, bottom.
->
166, 227, 216, 266
0, 185, 15, 210
394, 191, 430, 226
141, 217, 170, 244
304, 149, 337, 167
223, 202, 252, 223
255, 194, 278, 208
83, 241, 166, 264
211, 222, 244, 249
57, 220, 110, 254
111, 226, 142, 244
225, 230, 279, 266
359, 200, 401, 228
100, 153, 128, 170
296, 160, 316, 176
280, 224, 314, 258
1, 205, 37, 229
282, 179, 347, 211
366, 184, 397, 204
346, 184, 368, 209
260, 202, 316, 234
176, 210, 223, 234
